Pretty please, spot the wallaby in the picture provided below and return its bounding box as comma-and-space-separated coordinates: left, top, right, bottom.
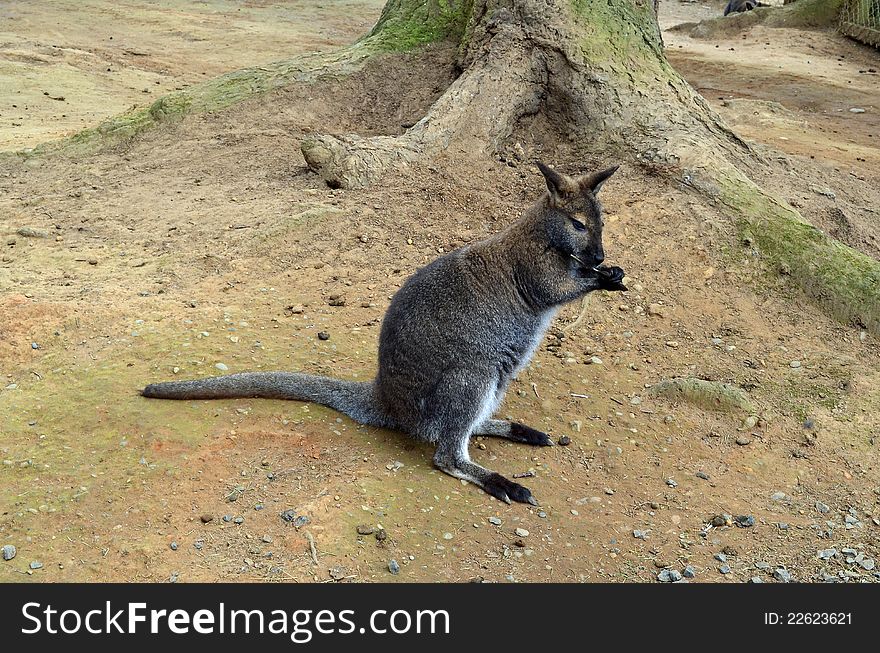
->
142, 163, 627, 505
724, 0, 762, 16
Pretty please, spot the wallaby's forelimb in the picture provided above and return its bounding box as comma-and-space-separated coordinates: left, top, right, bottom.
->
142, 372, 396, 430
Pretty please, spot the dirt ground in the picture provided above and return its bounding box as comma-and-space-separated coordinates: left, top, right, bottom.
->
1, 1, 878, 584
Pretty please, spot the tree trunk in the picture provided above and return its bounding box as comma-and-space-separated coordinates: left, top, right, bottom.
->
297, 0, 880, 333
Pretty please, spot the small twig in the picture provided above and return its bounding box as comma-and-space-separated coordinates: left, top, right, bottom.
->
610, 397, 624, 406
570, 393, 590, 399
304, 530, 319, 566
531, 383, 540, 399
563, 293, 592, 333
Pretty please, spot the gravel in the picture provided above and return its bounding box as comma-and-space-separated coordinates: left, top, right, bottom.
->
657, 569, 682, 583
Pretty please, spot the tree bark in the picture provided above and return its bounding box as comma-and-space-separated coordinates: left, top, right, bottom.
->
298, 0, 880, 333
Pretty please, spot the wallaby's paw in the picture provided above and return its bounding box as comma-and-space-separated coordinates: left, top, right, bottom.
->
509, 423, 554, 446
483, 473, 538, 505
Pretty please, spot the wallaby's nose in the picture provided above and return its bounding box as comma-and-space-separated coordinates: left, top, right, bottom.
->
593, 253, 605, 265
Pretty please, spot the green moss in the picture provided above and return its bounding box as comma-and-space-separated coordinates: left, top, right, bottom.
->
718, 174, 880, 334
366, 0, 473, 52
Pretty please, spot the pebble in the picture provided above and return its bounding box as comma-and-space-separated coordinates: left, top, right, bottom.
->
558, 435, 571, 446
170, 542, 178, 551
514, 528, 529, 537
200, 514, 213, 523
29, 561, 43, 570
770, 492, 786, 501
657, 569, 682, 583
375, 529, 387, 541
719, 565, 731, 574
588, 356, 603, 365
2, 545, 16, 561
818, 548, 837, 560
488, 517, 502, 526
683, 565, 696, 578
31, 342, 40, 350
293, 516, 310, 528
695, 471, 709, 480
317, 331, 330, 341
233, 517, 244, 524
815, 501, 830, 514
666, 479, 678, 488
443, 532, 453, 540
750, 577, 764, 584
714, 553, 727, 562
215, 363, 229, 371
281, 509, 297, 522
734, 515, 756, 528
755, 562, 771, 570
789, 360, 801, 369
357, 525, 375, 535
633, 530, 648, 540
735, 435, 752, 446
773, 568, 792, 583
849, 107, 866, 113
388, 559, 400, 575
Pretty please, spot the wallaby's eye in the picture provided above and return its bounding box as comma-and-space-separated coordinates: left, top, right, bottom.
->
570, 218, 586, 232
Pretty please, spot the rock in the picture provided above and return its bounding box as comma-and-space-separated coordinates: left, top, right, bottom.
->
317, 331, 330, 341
514, 528, 529, 537
649, 378, 754, 413
558, 435, 571, 446
657, 569, 682, 583
233, 517, 244, 524
375, 529, 387, 542
735, 435, 752, 446
859, 558, 875, 571
281, 509, 297, 522
666, 479, 678, 488
696, 471, 709, 480
633, 530, 648, 540
755, 562, 771, 570
16, 227, 49, 238
809, 185, 836, 199
714, 553, 727, 562
357, 525, 375, 535
734, 515, 756, 528
1, 545, 15, 561
849, 107, 866, 113
29, 561, 43, 570
443, 532, 453, 540
193, 540, 204, 550
222, 515, 233, 522
773, 568, 792, 583
683, 565, 696, 579
719, 565, 731, 574
710, 515, 729, 527
818, 548, 837, 560
328, 294, 346, 307
262, 535, 272, 544
750, 577, 764, 584
815, 501, 831, 514
488, 517, 502, 526
215, 362, 229, 371
388, 559, 400, 575
200, 514, 213, 523
170, 542, 178, 551
789, 360, 802, 369
770, 492, 786, 501
588, 356, 603, 365
293, 516, 309, 529
647, 303, 666, 317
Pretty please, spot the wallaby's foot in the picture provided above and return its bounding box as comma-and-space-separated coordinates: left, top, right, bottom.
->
433, 441, 539, 506
475, 419, 553, 446
481, 472, 538, 505
508, 423, 554, 446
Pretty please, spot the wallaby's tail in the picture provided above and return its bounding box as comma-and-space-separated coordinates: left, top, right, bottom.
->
142, 372, 394, 429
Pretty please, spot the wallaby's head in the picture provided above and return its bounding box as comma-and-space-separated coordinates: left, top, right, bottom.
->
534, 161, 619, 273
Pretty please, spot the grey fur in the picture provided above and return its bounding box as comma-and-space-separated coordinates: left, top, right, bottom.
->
143, 162, 625, 505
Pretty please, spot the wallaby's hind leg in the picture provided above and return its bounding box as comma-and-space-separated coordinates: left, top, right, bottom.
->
433, 434, 537, 505
474, 419, 554, 446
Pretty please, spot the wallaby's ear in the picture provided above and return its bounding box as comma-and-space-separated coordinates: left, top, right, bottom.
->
536, 161, 567, 205
580, 165, 619, 195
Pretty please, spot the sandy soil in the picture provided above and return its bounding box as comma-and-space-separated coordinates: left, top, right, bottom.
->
0, 1, 878, 583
